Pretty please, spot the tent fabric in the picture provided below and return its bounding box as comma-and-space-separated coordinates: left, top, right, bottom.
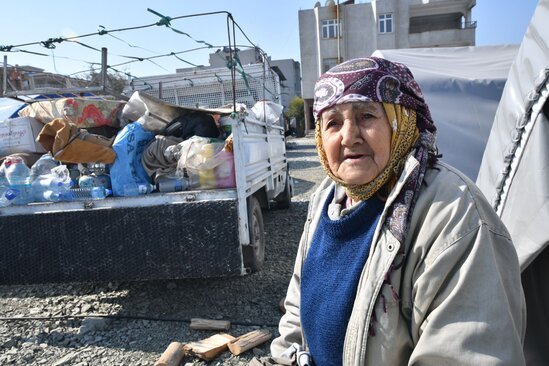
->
475, 1, 549, 364
373, 45, 518, 181
476, 0, 549, 270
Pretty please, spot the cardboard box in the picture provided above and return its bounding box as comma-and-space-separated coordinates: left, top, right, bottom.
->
0, 116, 46, 156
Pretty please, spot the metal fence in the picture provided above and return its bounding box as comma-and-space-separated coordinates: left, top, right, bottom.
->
126, 63, 281, 109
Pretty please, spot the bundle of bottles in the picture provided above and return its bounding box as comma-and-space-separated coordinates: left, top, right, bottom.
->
0, 145, 237, 208
0, 154, 153, 208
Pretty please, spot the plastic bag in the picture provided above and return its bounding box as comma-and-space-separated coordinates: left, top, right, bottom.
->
251, 101, 284, 126
174, 137, 222, 171
121, 91, 181, 133
110, 122, 155, 196
29, 153, 60, 181
172, 136, 234, 189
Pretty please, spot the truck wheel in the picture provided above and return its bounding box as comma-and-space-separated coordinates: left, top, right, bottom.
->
243, 196, 265, 272
275, 174, 292, 209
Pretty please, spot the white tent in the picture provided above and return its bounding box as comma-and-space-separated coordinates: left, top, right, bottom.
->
373, 45, 518, 180
476, 1, 549, 271
476, 1, 549, 363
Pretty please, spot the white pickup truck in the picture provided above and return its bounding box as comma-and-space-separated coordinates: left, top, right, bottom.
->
0, 96, 293, 285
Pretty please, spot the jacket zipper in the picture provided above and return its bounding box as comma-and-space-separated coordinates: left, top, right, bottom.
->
298, 190, 317, 352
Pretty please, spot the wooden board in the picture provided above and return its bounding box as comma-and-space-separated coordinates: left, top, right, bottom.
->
154, 342, 186, 366
190, 318, 231, 331
227, 329, 272, 356
183, 333, 235, 361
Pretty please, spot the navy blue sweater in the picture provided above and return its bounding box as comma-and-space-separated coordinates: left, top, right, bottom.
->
301, 188, 383, 366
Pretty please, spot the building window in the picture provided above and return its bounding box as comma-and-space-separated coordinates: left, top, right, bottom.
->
322, 19, 340, 39
323, 58, 339, 73
379, 13, 393, 33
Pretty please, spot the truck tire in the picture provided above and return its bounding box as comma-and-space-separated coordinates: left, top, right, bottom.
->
243, 195, 265, 272
275, 174, 292, 209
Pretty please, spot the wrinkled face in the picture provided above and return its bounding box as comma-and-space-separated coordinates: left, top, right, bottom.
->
320, 102, 391, 185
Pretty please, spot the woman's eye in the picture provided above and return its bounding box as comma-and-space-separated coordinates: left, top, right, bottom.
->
360, 112, 374, 120
325, 120, 339, 129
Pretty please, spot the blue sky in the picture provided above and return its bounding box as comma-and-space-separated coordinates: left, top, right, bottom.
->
0, 0, 539, 78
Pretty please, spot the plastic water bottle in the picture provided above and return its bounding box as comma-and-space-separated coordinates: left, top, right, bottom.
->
4, 156, 31, 185
68, 165, 81, 188
78, 163, 111, 189
31, 165, 73, 202
120, 183, 154, 196
3, 156, 32, 205
79, 187, 112, 200
32, 178, 72, 202
41, 190, 66, 203
92, 164, 111, 189
8, 183, 31, 205
0, 186, 18, 207
33, 176, 71, 190
29, 154, 59, 181
156, 175, 189, 193
48, 187, 112, 202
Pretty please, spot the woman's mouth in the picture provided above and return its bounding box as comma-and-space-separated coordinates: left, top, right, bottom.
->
342, 154, 368, 166
344, 153, 365, 161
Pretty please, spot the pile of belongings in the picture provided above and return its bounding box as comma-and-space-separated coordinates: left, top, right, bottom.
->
0, 91, 238, 206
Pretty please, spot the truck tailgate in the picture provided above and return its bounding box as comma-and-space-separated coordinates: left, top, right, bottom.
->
0, 190, 243, 285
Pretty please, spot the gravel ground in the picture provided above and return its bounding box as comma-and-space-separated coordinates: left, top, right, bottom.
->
0, 133, 324, 366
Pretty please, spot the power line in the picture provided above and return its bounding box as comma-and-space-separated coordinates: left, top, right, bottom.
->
1, 9, 266, 76
1, 8, 280, 108
0, 10, 232, 51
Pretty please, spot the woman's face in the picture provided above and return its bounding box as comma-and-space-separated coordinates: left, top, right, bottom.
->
320, 102, 392, 185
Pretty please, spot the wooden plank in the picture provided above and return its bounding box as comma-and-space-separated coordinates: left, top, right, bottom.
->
154, 341, 186, 366
190, 318, 231, 331
183, 333, 235, 361
227, 329, 272, 356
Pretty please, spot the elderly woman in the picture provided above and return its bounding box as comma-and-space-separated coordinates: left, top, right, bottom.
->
269, 58, 526, 365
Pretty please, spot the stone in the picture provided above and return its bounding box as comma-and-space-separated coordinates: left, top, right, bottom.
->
78, 317, 109, 335
81, 304, 92, 313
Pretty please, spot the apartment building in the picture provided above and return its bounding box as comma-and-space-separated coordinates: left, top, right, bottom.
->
299, 0, 476, 130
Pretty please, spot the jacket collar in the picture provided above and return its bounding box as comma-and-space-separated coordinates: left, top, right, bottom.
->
384, 151, 420, 208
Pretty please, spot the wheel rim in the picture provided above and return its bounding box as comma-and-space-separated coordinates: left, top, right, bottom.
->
251, 211, 263, 258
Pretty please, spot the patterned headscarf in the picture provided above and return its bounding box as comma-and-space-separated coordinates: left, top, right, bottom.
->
313, 57, 436, 133
313, 57, 438, 244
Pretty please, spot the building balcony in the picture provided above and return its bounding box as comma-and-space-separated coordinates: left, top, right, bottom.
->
408, 27, 475, 48
463, 20, 477, 29
409, 0, 476, 18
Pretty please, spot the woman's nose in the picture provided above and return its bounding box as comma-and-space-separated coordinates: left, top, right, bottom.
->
340, 120, 362, 146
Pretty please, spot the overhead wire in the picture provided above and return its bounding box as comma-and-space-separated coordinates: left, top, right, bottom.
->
97, 25, 159, 54
0, 10, 232, 51
1, 8, 280, 107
